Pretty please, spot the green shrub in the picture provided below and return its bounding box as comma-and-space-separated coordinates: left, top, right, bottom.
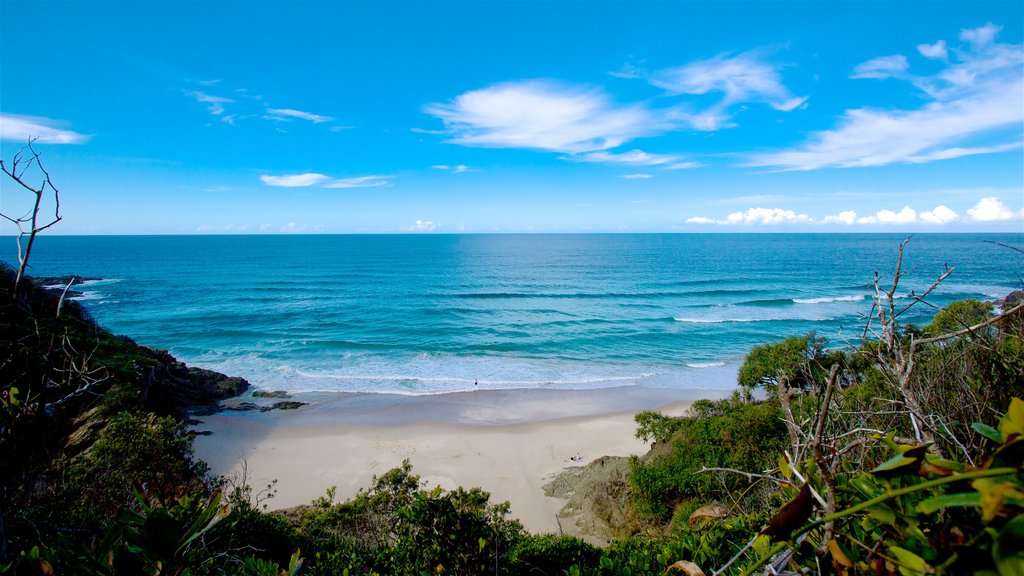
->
509, 534, 602, 575
61, 411, 207, 530
629, 398, 786, 521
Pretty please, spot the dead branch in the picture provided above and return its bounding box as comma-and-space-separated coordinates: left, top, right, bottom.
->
1, 138, 62, 291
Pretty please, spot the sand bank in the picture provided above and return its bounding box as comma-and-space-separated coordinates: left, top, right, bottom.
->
192, 386, 731, 534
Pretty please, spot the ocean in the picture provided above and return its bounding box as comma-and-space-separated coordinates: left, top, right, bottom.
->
12, 233, 1023, 395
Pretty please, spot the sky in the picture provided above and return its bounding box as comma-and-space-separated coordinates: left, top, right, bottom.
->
1, 0, 1022, 234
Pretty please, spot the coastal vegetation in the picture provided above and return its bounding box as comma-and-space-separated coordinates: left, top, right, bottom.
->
2, 150, 1023, 575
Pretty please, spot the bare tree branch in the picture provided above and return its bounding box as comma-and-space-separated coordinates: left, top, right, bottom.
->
1, 137, 62, 291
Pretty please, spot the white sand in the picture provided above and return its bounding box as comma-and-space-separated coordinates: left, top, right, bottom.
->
192, 387, 728, 534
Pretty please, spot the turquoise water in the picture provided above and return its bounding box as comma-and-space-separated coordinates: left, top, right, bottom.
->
13, 234, 1023, 394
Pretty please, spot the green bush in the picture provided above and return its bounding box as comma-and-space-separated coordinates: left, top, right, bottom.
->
509, 534, 602, 575
61, 411, 207, 531
629, 397, 786, 521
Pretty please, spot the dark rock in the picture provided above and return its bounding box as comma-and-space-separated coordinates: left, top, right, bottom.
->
271, 401, 306, 410
226, 402, 272, 413
130, 347, 250, 417
1005, 290, 1024, 309
253, 390, 291, 398
32, 275, 102, 286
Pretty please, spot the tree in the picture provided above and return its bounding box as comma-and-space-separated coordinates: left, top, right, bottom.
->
1, 138, 62, 291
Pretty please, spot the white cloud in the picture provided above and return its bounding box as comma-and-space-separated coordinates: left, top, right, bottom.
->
574, 149, 682, 166
850, 55, 909, 80
727, 207, 813, 225
821, 210, 858, 225
424, 80, 669, 154
649, 51, 807, 121
750, 24, 1023, 170
858, 206, 917, 224
187, 90, 233, 115
265, 108, 335, 123
323, 175, 391, 188
433, 164, 480, 173
665, 161, 703, 170
961, 22, 1001, 47
259, 223, 273, 232
0, 113, 91, 144
967, 197, 1017, 221
685, 216, 719, 225
919, 205, 959, 224
260, 173, 329, 187
918, 40, 948, 60
405, 219, 438, 232
621, 173, 653, 179
280, 222, 325, 233
688, 207, 812, 225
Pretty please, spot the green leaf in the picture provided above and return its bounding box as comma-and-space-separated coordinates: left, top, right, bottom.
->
973, 422, 1003, 442
888, 546, 932, 575
868, 504, 897, 526
871, 454, 918, 476
917, 492, 981, 514
600, 555, 613, 569
779, 455, 792, 480
993, 515, 1024, 576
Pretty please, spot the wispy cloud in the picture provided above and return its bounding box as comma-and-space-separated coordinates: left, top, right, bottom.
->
260, 173, 330, 187
850, 55, 909, 80
749, 23, 1023, 170
621, 173, 653, 179
187, 90, 233, 115
323, 175, 391, 188
260, 172, 392, 189
0, 113, 91, 144
573, 149, 683, 166
432, 164, 481, 173
265, 108, 335, 123
649, 51, 807, 130
404, 219, 438, 232
424, 80, 669, 154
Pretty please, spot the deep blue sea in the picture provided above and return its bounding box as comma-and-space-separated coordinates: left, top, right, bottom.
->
11, 234, 1023, 395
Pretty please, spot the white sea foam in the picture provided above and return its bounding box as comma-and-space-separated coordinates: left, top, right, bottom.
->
70, 291, 102, 301
792, 295, 866, 304
190, 352, 739, 395
674, 317, 761, 324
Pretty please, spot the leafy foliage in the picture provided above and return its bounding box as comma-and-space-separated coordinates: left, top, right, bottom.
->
629, 396, 787, 520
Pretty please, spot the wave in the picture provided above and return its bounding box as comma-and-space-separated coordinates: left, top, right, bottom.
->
686, 362, 726, 368
793, 295, 866, 304
446, 288, 765, 300
70, 291, 103, 301
673, 316, 836, 324
674, 317, 764, 324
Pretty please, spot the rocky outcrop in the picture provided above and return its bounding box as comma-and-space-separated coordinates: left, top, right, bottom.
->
137, 349, 250, 416
543, 456, 641, 545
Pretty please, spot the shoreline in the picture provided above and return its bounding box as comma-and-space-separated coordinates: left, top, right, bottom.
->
192, 385, 733, 535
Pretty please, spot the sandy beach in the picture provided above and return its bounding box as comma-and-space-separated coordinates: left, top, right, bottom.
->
192, 386, 730, 534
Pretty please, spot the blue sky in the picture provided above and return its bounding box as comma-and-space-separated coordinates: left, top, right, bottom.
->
1, 1, 1022, 234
